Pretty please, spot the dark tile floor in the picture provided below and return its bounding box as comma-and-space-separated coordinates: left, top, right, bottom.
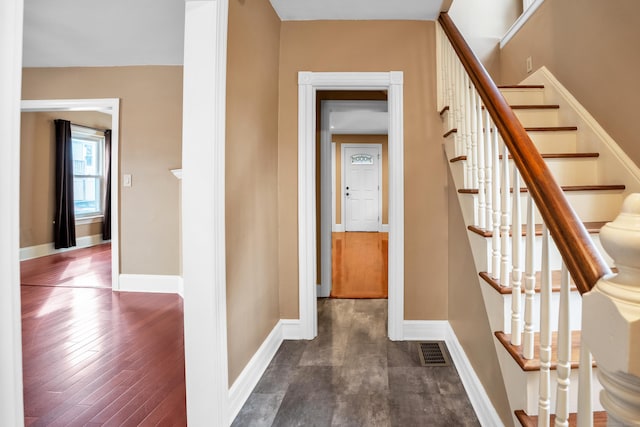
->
232, 299, 480, 427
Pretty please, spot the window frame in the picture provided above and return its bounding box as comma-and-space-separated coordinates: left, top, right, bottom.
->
70, 124, 106, 220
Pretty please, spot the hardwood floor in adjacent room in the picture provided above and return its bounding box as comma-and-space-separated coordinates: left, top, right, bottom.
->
331, 232, 388, 299
21, 243, 112, 289
20, 246, 186, 426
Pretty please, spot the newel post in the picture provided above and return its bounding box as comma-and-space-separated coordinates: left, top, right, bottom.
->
582, 193, 640, 426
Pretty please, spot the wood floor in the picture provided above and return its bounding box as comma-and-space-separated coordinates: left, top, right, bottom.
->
331, 232, 388, 299
20, 246, 187, 426
21, 243, 112, 289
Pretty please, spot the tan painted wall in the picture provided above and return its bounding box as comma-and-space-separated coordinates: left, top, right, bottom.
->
447, 170, 513, 426
20, 111, 111, 248
500, 0, 640, 167
278, 21, 448, 320
22, 66, 183, 275
332, 134, 388, 225
449, 0, 522, 78
225, 0, 281, 385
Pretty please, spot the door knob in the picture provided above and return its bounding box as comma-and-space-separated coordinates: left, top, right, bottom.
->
346, 193, 350, 196
346, 186, 349, 190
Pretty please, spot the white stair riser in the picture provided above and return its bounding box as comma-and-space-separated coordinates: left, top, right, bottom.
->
496, 342, 604, 421
514, 108, 560, 127
527, 130, 578, 154
458, 191, 624, 224
469, 230, 614, 281
449, 150, 599, 187
500, 88, 545, 105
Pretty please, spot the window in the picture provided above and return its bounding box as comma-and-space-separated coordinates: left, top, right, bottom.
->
71, 125, 105, 218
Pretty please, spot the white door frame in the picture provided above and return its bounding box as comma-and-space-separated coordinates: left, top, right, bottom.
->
341, 143, 383, 232
298, 71, 404, 340
1, 0, 26, 423
20, 99, 121, 291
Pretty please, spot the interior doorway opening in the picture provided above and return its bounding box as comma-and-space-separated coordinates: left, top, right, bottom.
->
316, 93, 389, 301
20, 99, 120, 291
297, 71, 404, 341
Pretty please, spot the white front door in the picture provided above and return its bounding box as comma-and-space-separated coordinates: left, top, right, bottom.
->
344, 145, 381, 232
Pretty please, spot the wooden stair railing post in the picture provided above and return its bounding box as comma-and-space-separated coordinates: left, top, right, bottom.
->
582, 193, 640, 426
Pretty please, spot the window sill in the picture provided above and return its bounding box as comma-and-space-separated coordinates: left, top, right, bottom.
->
76, 215, 103, 225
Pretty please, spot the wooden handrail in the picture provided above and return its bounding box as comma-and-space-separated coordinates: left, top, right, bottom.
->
438, 12, 611, 294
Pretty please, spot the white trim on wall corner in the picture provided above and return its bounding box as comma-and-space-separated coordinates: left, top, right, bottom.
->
177, 277, 184, 298
228, 321, 283, 424
19, 234, 107, 261
118, 274, 183, 294
280, 319, 303, 340
445, 324, 504, 427
500, 0, 545, 49
402, 320, 449, 341
381, 224, 389, 232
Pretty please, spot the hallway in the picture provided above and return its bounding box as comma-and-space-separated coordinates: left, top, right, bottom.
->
232, 299, 479, 426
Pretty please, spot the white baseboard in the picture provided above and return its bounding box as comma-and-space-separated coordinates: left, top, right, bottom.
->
445, 324, 505, 427
280, 319, 303, 340
224, 318, 502, 426
118, 274, 183, 294
19, 234, 107, 261
332, 224, 345, 232
381, 224, 389, 232
228, 321, 283, 424
402, 320, 449, 341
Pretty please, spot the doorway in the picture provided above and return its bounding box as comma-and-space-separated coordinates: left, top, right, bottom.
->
20, 99, 121, 290
298, 71, 405, 341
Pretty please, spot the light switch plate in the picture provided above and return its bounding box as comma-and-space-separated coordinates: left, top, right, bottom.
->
123, 174, 132, 187
526, 56, 533, 73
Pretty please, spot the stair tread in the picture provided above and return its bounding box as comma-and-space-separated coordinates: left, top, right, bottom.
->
498, 85, 545, 89
515, 409, 607, 427
511, 104, 560, 110
495, 330, 596, 372
480, 271, 578, 295
450, 152, 599, 163
468, 221, 607, 238
442, 125, 577, 138
459, 184, 625, 194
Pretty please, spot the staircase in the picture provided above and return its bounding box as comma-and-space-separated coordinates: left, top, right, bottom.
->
437, 13, 640, 427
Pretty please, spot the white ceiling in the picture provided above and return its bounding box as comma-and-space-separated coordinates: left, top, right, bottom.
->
22, 0, 186, 67
270, 0, 445, 21
22, 0, 445, 68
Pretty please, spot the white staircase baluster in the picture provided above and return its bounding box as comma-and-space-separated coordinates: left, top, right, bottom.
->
477, 93, 486, 229
484, 110, 493, 234
554, 263, 571, 427
491, 127, 501, 279
523, 194, 535, 359
577, 343, 593, 427
470, 85, 479, 190
511, 168, 522, 346
539, 225, 552, 427
464, 74, 473, 190
454, 60, 462, 160
500, 143, 511, 290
